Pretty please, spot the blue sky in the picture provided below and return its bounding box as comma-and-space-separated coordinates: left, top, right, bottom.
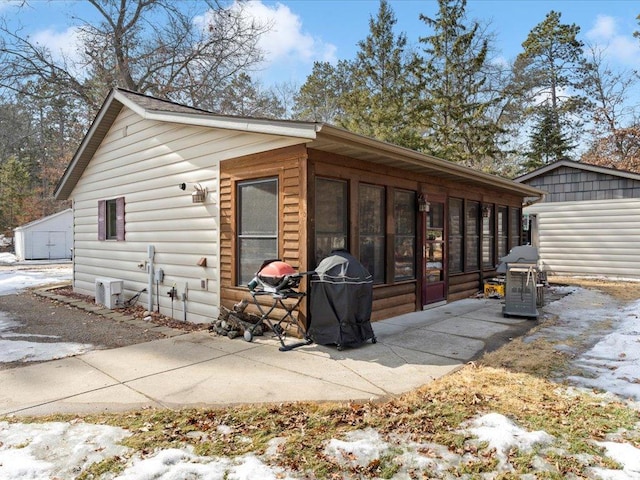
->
255, 0, 640, 85
1, 0, 639, 88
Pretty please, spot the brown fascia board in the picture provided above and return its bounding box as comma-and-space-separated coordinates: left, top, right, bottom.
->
315, 125, 544, 198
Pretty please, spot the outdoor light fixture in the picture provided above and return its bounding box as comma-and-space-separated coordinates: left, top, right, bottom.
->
178, 183, 208, 203
191, 183, 207, 203
417, 193, 430, 212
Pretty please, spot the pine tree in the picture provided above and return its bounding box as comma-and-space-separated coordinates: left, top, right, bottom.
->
414, 0, 503, 168
514, 10, 586, 169
338, 0, 420, 147
292, 61, 350, 123
0, 156, 31, 233
524, 105, 575, 170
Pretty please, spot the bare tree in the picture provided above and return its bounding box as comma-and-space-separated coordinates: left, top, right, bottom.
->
581, 43, 639, 165
0, 0, 269, 111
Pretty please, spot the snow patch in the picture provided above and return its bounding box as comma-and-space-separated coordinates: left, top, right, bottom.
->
0, 421, 130, 480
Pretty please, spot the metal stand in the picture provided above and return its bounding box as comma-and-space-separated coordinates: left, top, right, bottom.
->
246, 288, 312, 351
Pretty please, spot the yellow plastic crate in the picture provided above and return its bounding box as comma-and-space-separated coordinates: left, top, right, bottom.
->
484, 282, 505, 298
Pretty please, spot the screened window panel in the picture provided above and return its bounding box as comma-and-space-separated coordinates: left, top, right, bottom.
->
238, 238, 278, 285
482, 205, 494, 268
239, 180, 278, 236
394, 190, 416, 280
465, 201, 480, 271
497, 206, 508, 260
315, 178, 348, 265
237, 178, 278, 285
359, 184, 385, 283
448, 198, 463, 273
510, 207, 521, 249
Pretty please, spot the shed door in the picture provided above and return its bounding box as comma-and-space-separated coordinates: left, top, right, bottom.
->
422, 200, 447, 306
31, 231, 67, 260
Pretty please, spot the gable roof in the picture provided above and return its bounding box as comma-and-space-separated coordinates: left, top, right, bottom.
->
14, 208, 72, 232
515, 159, 640, 183
55, 88, 543, 200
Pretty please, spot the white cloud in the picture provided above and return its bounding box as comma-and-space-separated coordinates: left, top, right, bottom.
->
30, 26, 82, 65
586, 15, 640, 66
587, 15, 617, 40
193, 0, 337, 84
240, 0, 336, 64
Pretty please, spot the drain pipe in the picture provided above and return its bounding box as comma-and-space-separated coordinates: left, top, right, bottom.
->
147, 245, 155, 313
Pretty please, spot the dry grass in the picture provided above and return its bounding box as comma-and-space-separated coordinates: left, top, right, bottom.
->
37, 365, 639, 479
479, 334, 570, 378
549, 276, 640, 302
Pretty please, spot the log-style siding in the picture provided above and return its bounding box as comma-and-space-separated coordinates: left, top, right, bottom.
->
219, 145, 309, 323
308, 149, 523, 320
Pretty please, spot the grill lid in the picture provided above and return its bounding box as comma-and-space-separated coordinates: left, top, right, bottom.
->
497, 245, 539, 273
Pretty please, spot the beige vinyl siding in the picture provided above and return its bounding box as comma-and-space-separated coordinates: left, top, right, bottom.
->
71, 107, 305, 323
526, 199, 640, 279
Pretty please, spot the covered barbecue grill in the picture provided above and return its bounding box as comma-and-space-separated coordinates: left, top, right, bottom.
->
497, 245, 540, 318
308, 250, 376, 350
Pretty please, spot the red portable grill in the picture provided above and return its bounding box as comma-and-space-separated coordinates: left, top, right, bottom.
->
245, 259, 313, 351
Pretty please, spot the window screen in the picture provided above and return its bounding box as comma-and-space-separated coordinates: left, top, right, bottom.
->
237, 178, 278, 285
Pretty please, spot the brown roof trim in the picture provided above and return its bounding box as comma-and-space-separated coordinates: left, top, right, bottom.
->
314, 125, 544, 197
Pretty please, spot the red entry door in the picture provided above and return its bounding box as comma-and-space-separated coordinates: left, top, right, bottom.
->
422, 200, 446, 306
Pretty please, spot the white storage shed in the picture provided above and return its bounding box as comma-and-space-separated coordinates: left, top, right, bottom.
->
14, 209, 73, 261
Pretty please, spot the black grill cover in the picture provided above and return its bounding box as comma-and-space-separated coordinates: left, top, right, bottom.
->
308, 250, 375, 347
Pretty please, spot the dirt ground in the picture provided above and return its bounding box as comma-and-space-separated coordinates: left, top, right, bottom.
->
0, 290, 169, 371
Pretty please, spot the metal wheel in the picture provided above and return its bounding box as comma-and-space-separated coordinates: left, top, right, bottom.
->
244, 330, 253, 342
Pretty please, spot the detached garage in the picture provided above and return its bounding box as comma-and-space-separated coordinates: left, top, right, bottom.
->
14, 209, 73, 261
516, 160, 640, 279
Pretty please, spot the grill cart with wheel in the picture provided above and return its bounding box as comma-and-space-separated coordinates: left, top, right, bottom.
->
245, 260, 313, 352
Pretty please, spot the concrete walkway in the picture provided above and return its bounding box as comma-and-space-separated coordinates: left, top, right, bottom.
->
0, 298, 535, 417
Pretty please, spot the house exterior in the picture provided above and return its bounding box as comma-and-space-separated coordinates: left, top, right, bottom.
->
14, 209, 73, 261
55, 88, 542, 324
516, 159, 640, 279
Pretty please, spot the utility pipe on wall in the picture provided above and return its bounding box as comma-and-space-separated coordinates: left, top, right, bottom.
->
147, 245, 155, 313
182, 283, 188, 322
